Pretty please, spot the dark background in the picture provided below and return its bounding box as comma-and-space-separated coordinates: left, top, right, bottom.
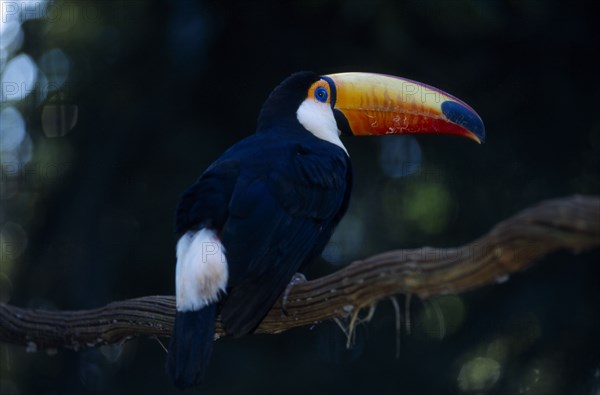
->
1, 1, 599, 394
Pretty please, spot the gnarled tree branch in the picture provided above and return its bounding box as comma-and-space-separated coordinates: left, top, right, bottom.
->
1, 195, 598, 352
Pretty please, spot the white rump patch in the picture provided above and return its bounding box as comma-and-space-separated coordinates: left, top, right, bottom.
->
297, 99, 348, 155
175, 229, 228, 312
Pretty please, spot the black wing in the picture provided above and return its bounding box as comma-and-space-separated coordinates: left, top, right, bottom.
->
219, 143, 351, 336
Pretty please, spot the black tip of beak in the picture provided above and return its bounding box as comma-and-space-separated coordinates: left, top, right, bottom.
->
441, 101, 486, 143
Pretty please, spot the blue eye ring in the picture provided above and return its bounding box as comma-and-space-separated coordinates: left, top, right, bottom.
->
314, 86, 328, 103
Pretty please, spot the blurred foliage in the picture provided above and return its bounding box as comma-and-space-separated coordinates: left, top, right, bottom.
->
1, 0, 599, 394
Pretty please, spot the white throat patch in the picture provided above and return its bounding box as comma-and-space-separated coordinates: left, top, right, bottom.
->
296, 99, 348, 155
175, 228, 228, 312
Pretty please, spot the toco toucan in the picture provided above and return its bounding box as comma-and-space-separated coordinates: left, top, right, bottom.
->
167, 71, 485, 388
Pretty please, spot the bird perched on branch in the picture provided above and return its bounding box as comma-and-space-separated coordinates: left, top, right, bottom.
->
167, 71, 485, 388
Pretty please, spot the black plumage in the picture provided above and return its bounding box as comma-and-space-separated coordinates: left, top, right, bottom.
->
168, 72, 352, 388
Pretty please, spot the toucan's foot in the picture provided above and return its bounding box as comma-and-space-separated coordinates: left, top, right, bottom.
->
281, 273, 307, 316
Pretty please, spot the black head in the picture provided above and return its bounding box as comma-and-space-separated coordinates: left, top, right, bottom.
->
257, 71, 322, 132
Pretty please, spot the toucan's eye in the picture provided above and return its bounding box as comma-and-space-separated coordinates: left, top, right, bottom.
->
314, 86, 328, 103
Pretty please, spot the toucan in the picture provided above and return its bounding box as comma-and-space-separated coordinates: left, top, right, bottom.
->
167, 71, 485, 388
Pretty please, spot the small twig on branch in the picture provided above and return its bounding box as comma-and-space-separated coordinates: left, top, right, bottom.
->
1, 195, 598, 352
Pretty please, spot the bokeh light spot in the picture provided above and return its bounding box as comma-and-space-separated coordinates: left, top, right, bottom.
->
379, 136, 422, 178
38, 48, 70, 90
485, 337, 509, 364
42, 95, 78, 137
1, 53, 38, 102
0, 20, 23, 52
418, 295, 466, 339
322, 214, 364, 265
0, 107, 25, 151
457, 356, 501, 393
401, 182, 452, 234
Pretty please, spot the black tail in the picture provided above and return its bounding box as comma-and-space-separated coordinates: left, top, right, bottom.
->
167, 304, 217, 389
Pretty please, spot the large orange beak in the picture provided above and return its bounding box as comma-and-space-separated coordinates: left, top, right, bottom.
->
323, 72, 485, 143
